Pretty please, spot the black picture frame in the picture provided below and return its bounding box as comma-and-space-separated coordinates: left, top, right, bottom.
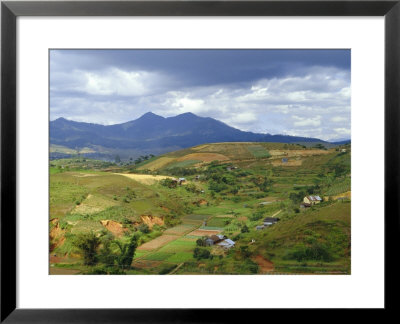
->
1, 0, 399, 322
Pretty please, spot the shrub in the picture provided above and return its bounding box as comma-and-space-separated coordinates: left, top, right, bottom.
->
196, 238, 206, 247
193, 248, 211, 260
138, 223, 150, 234
241, 224, 249, 233
284, 242, 333, 262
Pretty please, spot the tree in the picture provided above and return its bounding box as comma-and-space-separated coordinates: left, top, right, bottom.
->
98, 234, 116, 266
193, 247, 211, 260
196, 238, 206, 247
138, 223, 150, 234
115, 155, 121, 163
160, 178, 177, 188
114, 234, 138, 270
74, 232, 101, 266
241, 224, 249, 233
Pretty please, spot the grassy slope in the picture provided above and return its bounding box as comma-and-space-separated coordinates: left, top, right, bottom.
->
50, 142, 351, 274
250, 201, 351, 273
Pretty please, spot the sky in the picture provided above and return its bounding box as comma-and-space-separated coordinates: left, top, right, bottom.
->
50, 49, 351, 141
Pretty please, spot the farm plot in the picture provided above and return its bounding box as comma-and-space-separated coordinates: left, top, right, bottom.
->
131, 260, 163, 269
165, 160, 201, 169
164, 224, 197, 235
206, 217, 232, 227
143, 251, 175, 261
324, 178, 351, 196
116, 173, 174, 185
137, 157, 174, 171
137, 234, 178, 251
158, 238, 197, 253
182, 214, 211, 224
71, 194, 118, 215
247, 145, 271, 158
188, 229, 223, 237
176, 153, 230, 163
166, 252, 194, 263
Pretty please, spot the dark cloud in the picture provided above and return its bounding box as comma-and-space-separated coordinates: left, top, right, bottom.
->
50, 49, 351, 141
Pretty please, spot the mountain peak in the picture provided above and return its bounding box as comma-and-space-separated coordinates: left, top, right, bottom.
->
173, 112, 200, 120
52, 117, 70, 123
177, 112, 197, 117
140, 112, 164, 119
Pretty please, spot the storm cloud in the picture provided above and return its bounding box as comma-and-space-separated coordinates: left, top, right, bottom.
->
50, 49, 350, 141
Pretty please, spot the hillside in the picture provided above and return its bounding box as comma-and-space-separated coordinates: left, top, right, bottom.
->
50, 141, 351, 275
50, 112, 333, 160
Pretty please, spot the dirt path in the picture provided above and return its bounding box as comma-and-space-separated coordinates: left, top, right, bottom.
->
271, 210, 282, 218
168, 263, 184, 275
253, 255, 274, 273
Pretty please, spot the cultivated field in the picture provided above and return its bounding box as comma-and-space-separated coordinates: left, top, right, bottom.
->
116, 173, 174, 185
50, 142, 351, 275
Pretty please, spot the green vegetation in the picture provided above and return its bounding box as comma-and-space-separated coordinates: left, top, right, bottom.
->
50, 142, 351, 275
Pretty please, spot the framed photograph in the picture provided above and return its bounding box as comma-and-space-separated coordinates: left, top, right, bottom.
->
1, 0, 398, 321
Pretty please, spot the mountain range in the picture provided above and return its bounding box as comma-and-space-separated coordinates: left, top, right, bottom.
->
50, 112, 346, 160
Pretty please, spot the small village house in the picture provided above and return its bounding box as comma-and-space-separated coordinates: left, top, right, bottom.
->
303, 195, 322, 205
217, 239, 235, 249
178, 177, 186, 185
205, 234, 235, 249
205, 234, 225, 246
263, 217, 279, 226
282, 158, 288, 163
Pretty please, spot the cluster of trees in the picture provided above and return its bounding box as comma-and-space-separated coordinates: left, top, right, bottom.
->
284, 242, 334, 262
184, 183, 201, 194
250, 175, 271, 193
132, 154, 154, 165
160, 178, 178, 188
289, 185, 321, 204
73, 231, 138, 272
193, 247, 211, 260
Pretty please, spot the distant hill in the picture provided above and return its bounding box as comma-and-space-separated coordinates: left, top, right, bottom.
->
50, 112, 333, 160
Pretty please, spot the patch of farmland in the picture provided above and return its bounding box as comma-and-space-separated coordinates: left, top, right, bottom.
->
71, 194, 118, 215
164, 224, 197, 235
166, 252, 194, 263
324, 178, 351, 196
176, 152, 230, 163
182, 214, 210, 222
223, 224, 241, 234
158, 238, 197, 253
271, 159, 303, 167
116, 173, 174, 185
134, 250, 150, 258
131, 260, 163, 269
137, 157, 174, 171
188, 229, 222, 237
214, 214, 235, 218
194, 143, 252, 160
200, 226, 224, 230
49, 268, 81, 275
70, 220, 104, 234
206, 217, 232, 227
165, 160, 201, 169
50, 180, 89, 218
137, 234, 178, 251
143, 251, 175, 261
247, 145, 271, 158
